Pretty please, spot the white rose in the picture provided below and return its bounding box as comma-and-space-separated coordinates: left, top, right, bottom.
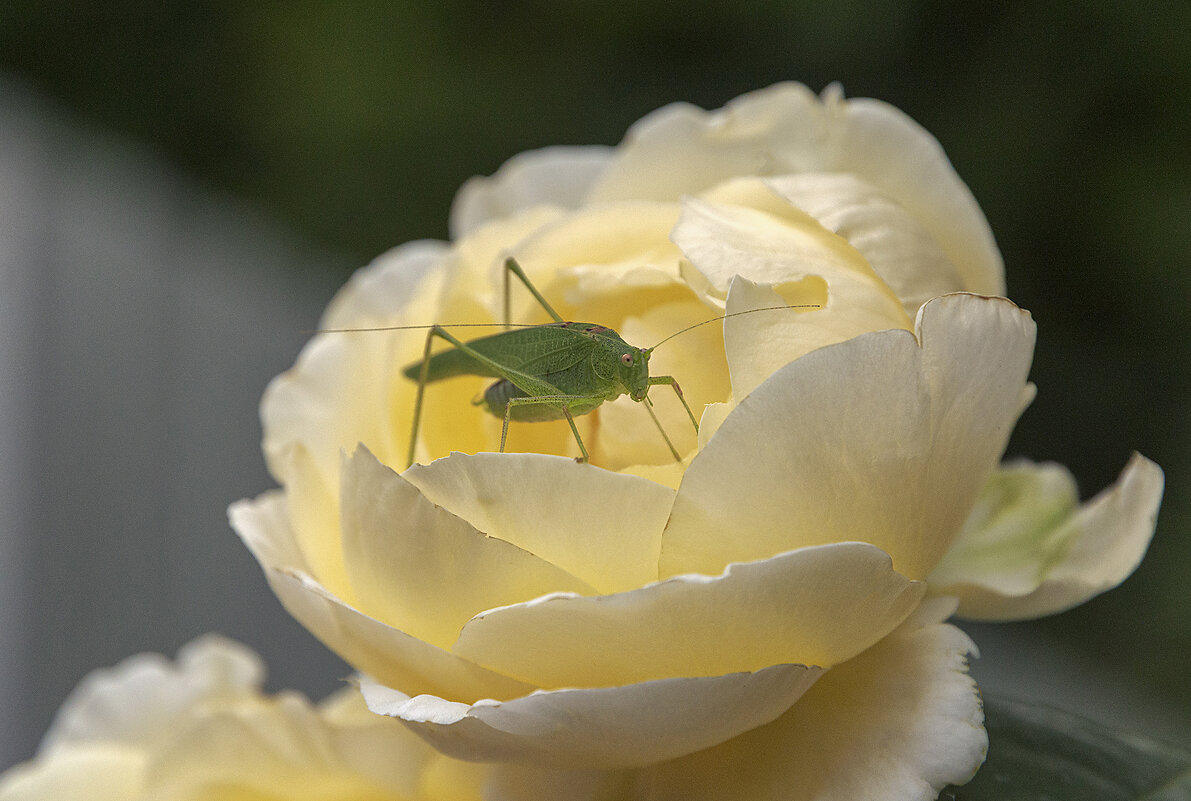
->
0, 636, 486, 801
231, 84, 1162, 799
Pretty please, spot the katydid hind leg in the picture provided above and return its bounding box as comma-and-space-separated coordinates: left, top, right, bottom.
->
406, 325, 443, 469
501, 394, 596, 463
408, 323, 519, 468
503, 258, 563, 326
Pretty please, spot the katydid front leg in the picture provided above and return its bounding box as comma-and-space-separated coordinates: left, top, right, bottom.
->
649, 375, 700, 434
641, 399, 681, 462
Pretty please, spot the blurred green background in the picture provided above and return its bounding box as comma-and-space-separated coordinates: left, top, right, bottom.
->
2, 1, 1186, 725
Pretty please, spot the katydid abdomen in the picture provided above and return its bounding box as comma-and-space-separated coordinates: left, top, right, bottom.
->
481, 379, 609, 422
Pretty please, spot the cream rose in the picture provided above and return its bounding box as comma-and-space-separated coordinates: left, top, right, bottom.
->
231, 84, 1162, 799
0, 636, 486, 801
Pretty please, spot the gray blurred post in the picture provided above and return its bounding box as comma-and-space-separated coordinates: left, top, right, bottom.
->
0, 75, 356, 769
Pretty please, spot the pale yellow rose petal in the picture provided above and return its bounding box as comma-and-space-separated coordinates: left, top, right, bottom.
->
403, 452, 673, 593
695, 400, 734, 450
588, 82, 1002, 297
483, 765, 635, 801
617, 460, 687, 491
672, 181, 912, 398
4, 637, 488, 801
320, 689, 488, 801
231, 492, 533, 703
931, 453, 1163, 620
450, 145, 614, 238
230, 489, 310, 574
721, 275, 872, 401
262, 332, 381, 482
321, 240, 449, 331
341, 447, 597, 650
514, 202, 683, 303
662, 294, 1036, 581
479, 406, 597, 464
0, 744, 144, 801
830, 91, 1004, 296
932, 461, 1082, 597
767, 172, 964, 314
361, 663, 822, 770
39, 636, 263, 753
566, 262, 689, 316
673, 185, 887, 296
637, 620, 986, 801
901, 594, 963, 630
484, 618, 985, 801
452, 543, 922, 689
144, 695, 376, 799
589, 82, 832, 204
266, 443, 355, 601
280, 568, 535, 703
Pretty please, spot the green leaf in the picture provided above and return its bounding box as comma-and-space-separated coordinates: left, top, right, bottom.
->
945, 694, 1191, 800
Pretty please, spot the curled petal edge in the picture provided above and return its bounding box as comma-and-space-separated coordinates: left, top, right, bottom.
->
360, 663, 823, 770
932, 453, 1163, 620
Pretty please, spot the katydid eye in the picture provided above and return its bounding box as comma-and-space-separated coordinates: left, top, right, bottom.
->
621, 353, 633, 365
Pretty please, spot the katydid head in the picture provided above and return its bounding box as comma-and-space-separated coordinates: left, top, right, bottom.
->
619, 347, 652, 402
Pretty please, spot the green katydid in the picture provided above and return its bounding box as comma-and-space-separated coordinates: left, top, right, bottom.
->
399, 258, 819, 468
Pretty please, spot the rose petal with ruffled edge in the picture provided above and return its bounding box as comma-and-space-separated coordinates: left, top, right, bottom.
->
639, 622, 986, 801
450, 145, 615, 239
230, 492, 534, 703
587, 82, 1003, 297
513, 202, 684, 306
341, 447, 595, 650
662, 293, 1036, 581
452, 542, 922, 689
402, 452, 674, 593
930, 453, 1163, 620
829, 89, 1003, 296
0, 744, 144, 801
588, 83, 835, 205
39, 636, 263, 754
675, 178, 905, 313
672, 180, 911, 398
768, 172, 964, 315
485, 610, 985, 801
142, 694, 401, 801
361, 663, 822, 770
320, 689, 489, 801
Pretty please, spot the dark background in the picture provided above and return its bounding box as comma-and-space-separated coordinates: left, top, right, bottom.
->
1, 0, 1186, 757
